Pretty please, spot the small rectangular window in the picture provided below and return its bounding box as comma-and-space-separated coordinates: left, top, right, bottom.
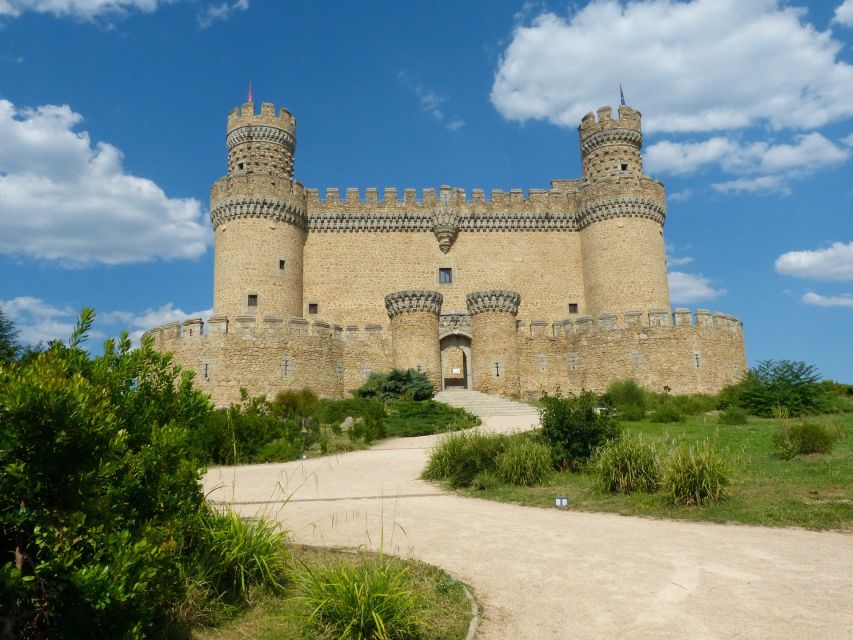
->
439, 268, 453, 284
279, 259, 286, 271
247, 294, 258, 307
308, 303, 318, 315
568, 303, 579, 314
620, 163, 628, 172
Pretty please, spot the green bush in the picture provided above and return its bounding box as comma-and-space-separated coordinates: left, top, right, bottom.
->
294, 555, 420, 640
496, 439, 553, 486
773, 421, 839, 460
422, 430, 507, 488
592, 439, 660, 494
718, 406, 749, 425
651, 402, 685, 423
383, 399, 479, 437
606, 378, 648, 418
663, 443, 731, 505
617, 404, 646, 421
720, 360, 833, 417
539, 391, 620, 468
354, 368, 434, 401
255, 437, 301, 463
272, 388, 319, 419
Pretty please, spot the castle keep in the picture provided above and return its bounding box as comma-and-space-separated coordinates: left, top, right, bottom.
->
143, 100, 746, 406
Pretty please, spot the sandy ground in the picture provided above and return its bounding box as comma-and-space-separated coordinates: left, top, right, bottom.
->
204, 414, 853, 639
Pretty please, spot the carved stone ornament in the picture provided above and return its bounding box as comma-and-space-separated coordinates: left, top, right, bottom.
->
431, 205, 459, 253
384, 290, 444, 318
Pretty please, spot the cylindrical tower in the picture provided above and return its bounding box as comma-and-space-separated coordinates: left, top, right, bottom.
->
578, 105, 670, 317
467, 290, 520, 397
210, 101, 307, 322
384, 290, 443, 391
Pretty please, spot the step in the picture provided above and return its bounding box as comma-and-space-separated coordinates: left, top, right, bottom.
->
433, 390, 540, 418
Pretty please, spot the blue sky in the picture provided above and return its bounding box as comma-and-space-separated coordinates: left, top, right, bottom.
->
0, 0, 851, 382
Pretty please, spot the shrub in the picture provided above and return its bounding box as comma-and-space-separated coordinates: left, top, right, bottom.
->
255, 437, 301, 463
592, 439, 660, 494
617, 404, 646, 421
718, 406, 749, 425
354, 368, 434, 401
663, 443, 731, 505
773, 421, 839, 460
422, 430, 507, 488
720, 360, 833, 417
383, 399, 479, 437
272, 388, 319, 419
496, 439, 553, 486
294, 555, 420, 640
606, 378, 648, 417
540, 391, 620, 468
651, 402, 685, 423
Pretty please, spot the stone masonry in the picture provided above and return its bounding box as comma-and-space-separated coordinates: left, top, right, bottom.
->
143, 99, 747, 406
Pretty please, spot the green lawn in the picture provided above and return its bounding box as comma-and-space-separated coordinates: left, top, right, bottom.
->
194, 546, 472, 640
461, 413, 853, 531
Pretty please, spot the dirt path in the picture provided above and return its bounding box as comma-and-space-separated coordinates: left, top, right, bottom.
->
204, 415, 853, 639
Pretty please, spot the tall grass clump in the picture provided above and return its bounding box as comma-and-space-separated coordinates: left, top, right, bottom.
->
294, 554, 420, 640
422, 430, 507, 488
773, 420, 839, 460
663, 443, 731, 505
606, 378, 648, 420
592, 439, 661, 494
718, 405, 749, 425
496, 438, 553, 486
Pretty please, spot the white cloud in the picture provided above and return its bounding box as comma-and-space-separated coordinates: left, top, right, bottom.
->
802, 291, 853, 307
775, 242, 853, 281
712, 175, 790, 196
491, 0, 853, 133
197, 0, 248, 28
397, 72, 466, 132
0, 99, 210, 266
667, 188, 692, 203
834, 0, 853, 27
668, 271, 725, 304
102, 303, 211, 344
0, 0, 162, 20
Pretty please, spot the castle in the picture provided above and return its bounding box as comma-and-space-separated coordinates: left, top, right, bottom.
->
143, 99, 747, 406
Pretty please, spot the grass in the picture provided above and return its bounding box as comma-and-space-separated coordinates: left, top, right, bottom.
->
383, 400, 480, 438
453, 412, 853, 531
193, 546, 472, 640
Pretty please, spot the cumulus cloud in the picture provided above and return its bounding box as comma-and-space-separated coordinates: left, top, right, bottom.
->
0, 99, 210, 266
397, 71, 466, 132
0, 0, 163, 20
835, 0, 853, 27
802, 291, 853, 307
491, 0, 853, 133
197, 0, 248, 28
775, 242, 853, 281
102, 303, 211, 344
712, 175, 790, 196
668, 271, 725, 304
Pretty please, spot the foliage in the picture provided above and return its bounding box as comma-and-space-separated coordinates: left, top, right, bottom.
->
662, 443, 731, 506
422, 430, 508, 489
496, 438, 553, 486
650, 402, 685, 423
353, 368, 434, 401
0, 307, 20, 364
605, 379, 647, 419
294, 554, 421, 640
272, 388, 319, 419
539, 390, 620, 468
592, 439, 661, 494
720, 360, 833, 417
718, 406, 749, 425
773, 420, 840, 460
383, 400, 479, 438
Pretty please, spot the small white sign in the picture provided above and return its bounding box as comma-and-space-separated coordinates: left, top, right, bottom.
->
555, 496, 569, 508
452, 367, 462, 374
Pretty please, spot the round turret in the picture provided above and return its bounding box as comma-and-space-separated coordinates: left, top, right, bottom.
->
227, 102, 296, 176
385, 290, 443, 391
467, 290, 521, 397
579, 105, 643, 181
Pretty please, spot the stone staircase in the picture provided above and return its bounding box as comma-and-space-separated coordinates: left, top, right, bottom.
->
434, 389, 541, 419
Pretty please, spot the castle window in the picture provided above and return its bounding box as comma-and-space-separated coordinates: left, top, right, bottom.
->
308, 303, 319, 315
694, 352, 702, 368
237, 162, 244, 171
247, 294, 258, 307
203, 363, 210, 380
439, 268, 453, 284
279, 259, 286, 271
568, 303, 579, 314
620, 163, 628, 172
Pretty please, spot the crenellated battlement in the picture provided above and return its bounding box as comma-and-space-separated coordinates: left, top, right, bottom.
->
227, 101, 296, 137
578, 105, 642, 139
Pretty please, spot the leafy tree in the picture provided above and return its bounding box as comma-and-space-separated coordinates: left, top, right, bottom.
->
539, 391, 620, 469
720, 360, 833, 417
0, 308, 20, 364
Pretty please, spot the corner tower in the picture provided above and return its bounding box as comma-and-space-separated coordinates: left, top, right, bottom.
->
210, 100, 307, 323
578, 105, 670, 316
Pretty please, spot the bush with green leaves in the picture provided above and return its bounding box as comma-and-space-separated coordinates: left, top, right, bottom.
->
605, 379, 648, 420
383, 399, 479, 437
650, 402, 685, 423
422, 430, 508, 488
662, 443, 731, 506
720, 360, 833, 417
0, 307, 19, 364
294, 553, 420, 640
718, 406, 749, 425
496, 438, 553, 486
353, 368, 434, 401
773, 420, 839, 460
592, 439, 661, 494
539, 391, 620, 468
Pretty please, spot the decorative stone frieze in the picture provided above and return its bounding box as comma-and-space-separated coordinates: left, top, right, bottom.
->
226, 125, 296, 153
577, 197, 665, 228
210, 197, 307, 230
466, 290, 521, 316
384, 290, 443, 318
580, 128, 643, 155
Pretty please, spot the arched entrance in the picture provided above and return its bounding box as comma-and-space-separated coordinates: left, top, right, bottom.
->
440, 334, 472, 390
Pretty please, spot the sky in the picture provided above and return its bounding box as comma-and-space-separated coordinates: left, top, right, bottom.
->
0, 0, 851, 382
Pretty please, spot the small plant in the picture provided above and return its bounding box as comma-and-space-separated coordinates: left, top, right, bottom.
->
662, 443, 731, 505
539, 390, 620, 468
718, 405, 749, 425
422, 430, 507, 488
294, 554, 421, 640
496, 438, 553, 486
592, 438, 660, 494
773, 420, 839, 460
617, 404, 646, 421
606, 378, 648, 419
354, 368, 434, 401
651, 402, 684, 423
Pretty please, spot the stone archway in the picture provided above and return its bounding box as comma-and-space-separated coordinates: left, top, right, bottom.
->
440, 334, 472, 390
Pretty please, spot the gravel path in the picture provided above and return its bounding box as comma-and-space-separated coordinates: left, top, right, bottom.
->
204, 414, 853, 639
